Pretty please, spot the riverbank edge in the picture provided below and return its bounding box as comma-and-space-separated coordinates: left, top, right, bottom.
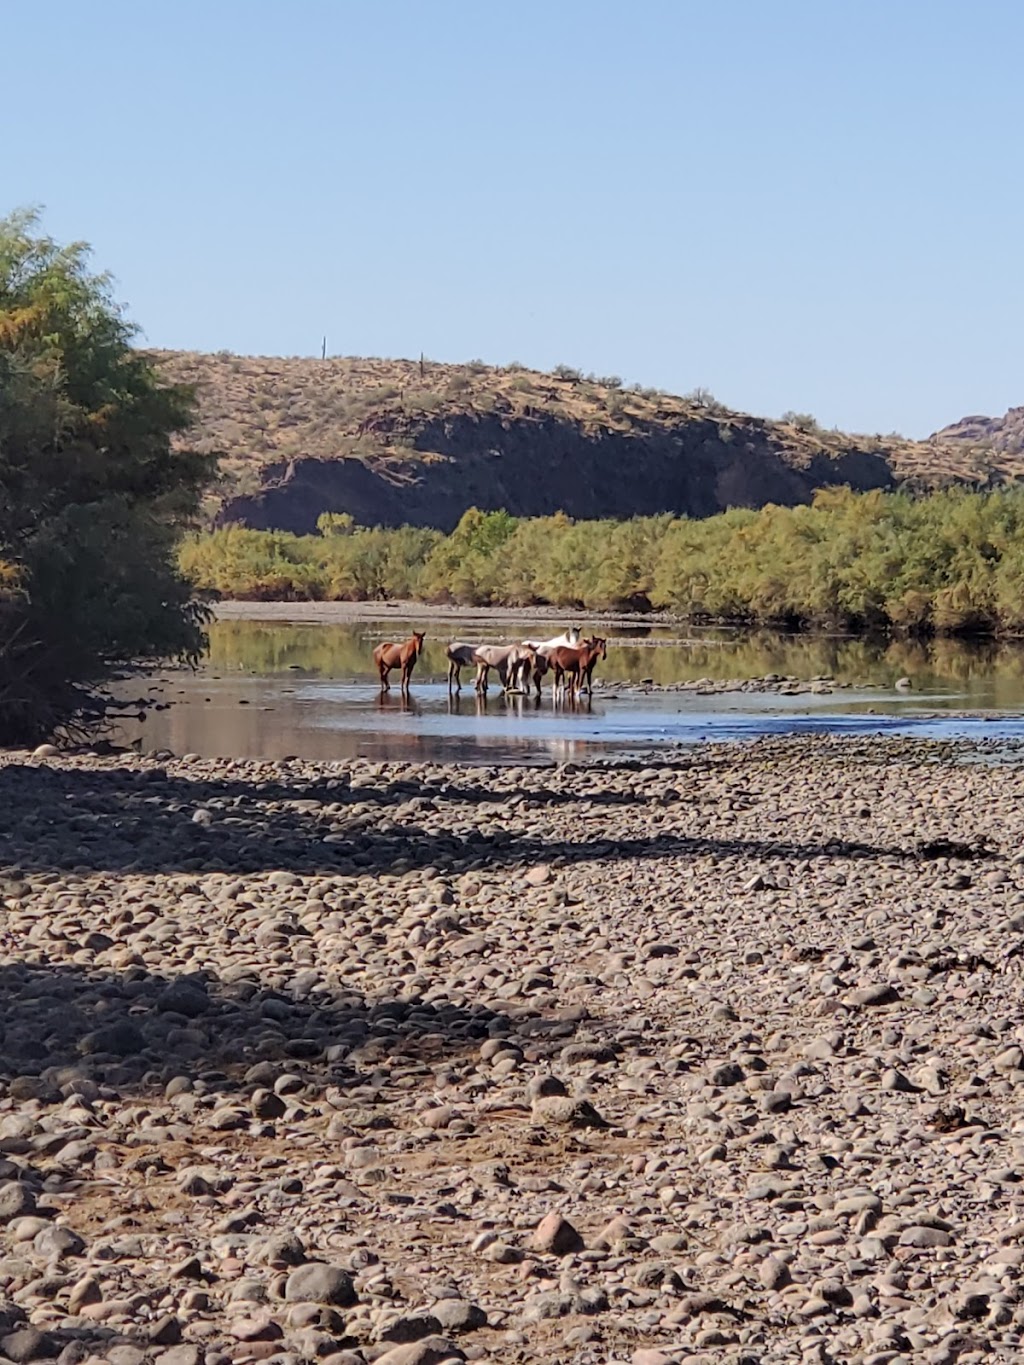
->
210, 600, 1024, 642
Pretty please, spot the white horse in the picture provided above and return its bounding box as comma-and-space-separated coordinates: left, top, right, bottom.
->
521, 627, 582, 654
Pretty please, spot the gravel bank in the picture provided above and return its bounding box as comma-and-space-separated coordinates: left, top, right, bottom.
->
0, 737, 1022, 1364
211, 602, 663, 628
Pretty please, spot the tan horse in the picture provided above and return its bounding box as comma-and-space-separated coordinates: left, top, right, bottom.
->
473, 643, 535, 694
373, 632, 425, 693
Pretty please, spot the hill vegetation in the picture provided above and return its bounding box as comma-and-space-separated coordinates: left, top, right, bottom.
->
152, 350, 1024, 533
180, 486, 1024, 636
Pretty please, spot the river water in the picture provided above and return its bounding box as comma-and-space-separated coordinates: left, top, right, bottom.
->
114, 616, 1024, 763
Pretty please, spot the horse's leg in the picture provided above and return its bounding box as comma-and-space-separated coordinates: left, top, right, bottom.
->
401, 659, 413, 694
476, 662, 488, 694
379, 661, 390, 692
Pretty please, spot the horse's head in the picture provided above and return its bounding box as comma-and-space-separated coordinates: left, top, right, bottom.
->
413, 631, 426, 654
591, 637, 607, 660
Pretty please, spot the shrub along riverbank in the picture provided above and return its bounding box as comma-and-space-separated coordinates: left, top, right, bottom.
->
180, 487, 1024, 636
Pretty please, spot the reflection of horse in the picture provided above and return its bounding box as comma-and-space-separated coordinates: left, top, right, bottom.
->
548, 637, 607, 700
376, 690, 421, 716
372, 632, 425, 694
445, 642, 477, 695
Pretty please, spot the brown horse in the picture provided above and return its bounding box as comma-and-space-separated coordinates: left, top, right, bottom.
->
580, 636, 608, 695
527, 650, 550, 697
445, 641, 478, 695
547, 637, 607, 700
373, 632, 425, 693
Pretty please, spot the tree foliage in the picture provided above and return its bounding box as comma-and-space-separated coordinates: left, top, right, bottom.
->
182, 486, 1024, 637
0, 210, 216, 741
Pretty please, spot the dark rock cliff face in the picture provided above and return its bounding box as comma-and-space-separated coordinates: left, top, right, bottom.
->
216, 413, 895, 534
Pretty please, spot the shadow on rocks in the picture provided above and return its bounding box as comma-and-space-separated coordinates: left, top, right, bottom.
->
0, 957, 555, 1104
0, 760, 912, 877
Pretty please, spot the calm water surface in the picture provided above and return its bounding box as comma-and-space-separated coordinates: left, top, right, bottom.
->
115, 618, 1024, 763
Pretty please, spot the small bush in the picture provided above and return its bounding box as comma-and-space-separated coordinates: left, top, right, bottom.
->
553, 364, 582, 382
782, 411, 820, 433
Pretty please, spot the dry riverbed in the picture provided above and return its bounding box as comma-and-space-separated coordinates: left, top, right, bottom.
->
0, 737, 1023, 1365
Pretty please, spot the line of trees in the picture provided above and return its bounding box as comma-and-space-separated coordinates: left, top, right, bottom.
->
180, 487, 1024, 636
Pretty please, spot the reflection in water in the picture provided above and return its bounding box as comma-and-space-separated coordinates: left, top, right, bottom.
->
377, 691, 422, 717
207, 617, 1024, 701
111, 617, 1024, 764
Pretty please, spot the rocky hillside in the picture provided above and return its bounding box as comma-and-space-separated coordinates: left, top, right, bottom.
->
933, 405, 1024, 454
151, 351, 1024, 532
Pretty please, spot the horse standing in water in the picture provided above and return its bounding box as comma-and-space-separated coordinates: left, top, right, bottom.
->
520, 628, 582, 698
473, 643, 536, 694
373, 632, 425, 694
445, 641, 478, 695
548, 636, 607, 700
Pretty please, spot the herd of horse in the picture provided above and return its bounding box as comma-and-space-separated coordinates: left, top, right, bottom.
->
372, 627, 608, 700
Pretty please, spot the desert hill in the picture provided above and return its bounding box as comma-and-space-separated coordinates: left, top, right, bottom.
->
150, 350, 1024, 532
933, 406, 1024, 455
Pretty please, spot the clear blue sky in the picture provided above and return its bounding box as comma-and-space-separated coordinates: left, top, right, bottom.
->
5, 0, 1023, 438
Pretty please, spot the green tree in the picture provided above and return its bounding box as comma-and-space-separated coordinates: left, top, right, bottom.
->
0, 210, 216, 741
317, 510, 356, 536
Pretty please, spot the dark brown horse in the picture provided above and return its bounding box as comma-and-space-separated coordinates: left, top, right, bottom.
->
373, 632, 425, 693
547, 637, 607, 700
528, 650, 550, 698
580, 636, 608, 695
445, 641, 478, 695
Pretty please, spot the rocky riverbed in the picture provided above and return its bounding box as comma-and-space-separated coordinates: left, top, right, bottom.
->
0, 738, 1023, 1365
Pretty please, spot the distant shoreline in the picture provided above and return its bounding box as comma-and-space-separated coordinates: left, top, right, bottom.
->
211, 599, 689, 628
